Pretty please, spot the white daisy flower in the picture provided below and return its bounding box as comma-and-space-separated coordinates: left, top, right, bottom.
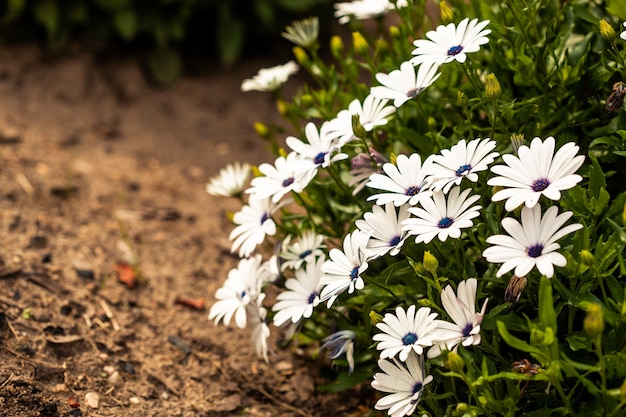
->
282, 16, 319, 49
370, 61, 441, 107
402, 186, 482, 244
367, 153, 434, 207
327, 94, 396, 145
355, 202, 411, 258
428, 137, 499, 193
246, 152, 313, 203
410, 17, 491, 66
280, 230, 326, 271
621, 22, 626, 41
319, 230, 371, 308
241, 61, 299, 92
229, 196, 289, 258
482, 205, 583, 278
428, 278, 488, 358
487, 136, 585, 212
272, 257, 324, 327
320, 330, 356, 374
348, 148, 388, 195
206, 162, 251, 197
334, 0, 408, 25
247, 296, 271, 363
208, 255, 267, 329
285, 121, 346, 169
371, 351, 433, 417
373, 305, 439, 361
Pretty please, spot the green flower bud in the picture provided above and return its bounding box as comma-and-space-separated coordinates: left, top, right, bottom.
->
369, 310, 383, 325
276, 98, 287, 116
330, 35, 344, 58
423, 251, 439, 274
580, 249, 595, 266
510, 134, 525, 154
440, 0, 454, 24
300, 94, 314, 107
352, 113, 368, 139
445, 351, 465, 373
530, 328, 545, 345
389, 152, 397, 166
600, 19, 617, 43
485, 73, 502, 100
456, 403, 469, 413
584, 303, 604, 339
352, 31, 369, 55
253, 122, 269, 139
388, 25, 400, 38
457, 90, 468, 107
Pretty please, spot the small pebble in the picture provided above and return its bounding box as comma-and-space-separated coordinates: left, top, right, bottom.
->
129, 397, 140, 405
103, 365, 115, 374
107, 370, 124, 387
85, 392, 99, 409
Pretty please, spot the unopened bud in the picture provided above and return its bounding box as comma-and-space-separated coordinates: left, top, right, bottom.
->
423, 251, 439, 274
251, 165, 262, 177
584, 303, 604, 339
620, 379, 626, 401
600, 19, 617, 43
389, 152, 397, 166
439, 1, 454, 23
457, 90, 468, 107
504, 275, 527, 304
352, 114, 368, 139
300, 94, 314, 107
352, 31, 369, 55
580, 249, 595, 266
292, 46, 309, 67
369, 310, 383, 325
253, 122, 269, 139
277, 148, 288, 158
445, 351, 465, 373
485, 73, 501, 100
388, 25, 400, 38
330, 35, 344, 59
510, 134, 525, 154
456, 403, 469, 413
276, 98, 287, 115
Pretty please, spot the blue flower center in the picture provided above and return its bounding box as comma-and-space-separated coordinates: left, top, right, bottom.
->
389, 235, 401, 247
527, 244, 544, 258
531, 177, 551, 192
260, 213, 269, 224
462, 323, 473, 337
313, 152, 327, 165
282, 177, 295, 187
299, 249, 313, 259
402, 332, 418, 345
407, 87, 422, 98
307, 291, 317, 304
349, 266, 360, 280
405, 185, 421, 196
410, 382, 424, 404
240, 290, 246, 299
455, 164, 472, 176
447, 45, 464, 56
438, 217, 454, 229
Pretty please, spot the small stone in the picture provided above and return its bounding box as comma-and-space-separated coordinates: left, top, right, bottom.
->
85, 392, 99, 409
103, 365, 115, 375
50, 383, 68, 393
107, 370, 124, 387
129, 397, 140, 405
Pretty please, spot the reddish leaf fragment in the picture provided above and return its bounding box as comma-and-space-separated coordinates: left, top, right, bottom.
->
174, 297, 205, 311
67, 396, 80, 408
114, 262, 136, 288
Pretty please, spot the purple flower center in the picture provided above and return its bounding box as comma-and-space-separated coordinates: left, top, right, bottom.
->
405, 186, 421, 196
455, 164, 472, 176
389, 235, 402, 247
410, 382, 424, 404
240, 290, 247, 299
307, 291, 317, 304
407, 87, 422, 98
314, 152, 327, 165
349, 266, 360, 280
527, 244, 544, 258
260, 213, 269, 224
462, 323, 473, 337
531, 177, 551, 192
299, 249, 313, 259
402, 332, 418, 345
282, 177, 295, 187
447, 45, 464, 56
438, 217, 454, 229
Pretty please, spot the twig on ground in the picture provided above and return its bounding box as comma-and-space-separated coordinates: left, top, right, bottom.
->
99, 299, 121, 332
0, 373, 15, 389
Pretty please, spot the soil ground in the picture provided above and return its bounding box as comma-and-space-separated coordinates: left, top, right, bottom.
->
0, 42, 371, 417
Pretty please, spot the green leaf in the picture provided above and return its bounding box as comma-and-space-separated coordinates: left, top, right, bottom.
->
607, 0, 626, 20
112, 9, 137, 41
33, 0, 59, 38
496, 321, 539, 354
539, 277, 557, 331
146, 46, 182, 85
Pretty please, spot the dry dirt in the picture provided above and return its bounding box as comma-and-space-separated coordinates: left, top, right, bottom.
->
0, 42, 372, 417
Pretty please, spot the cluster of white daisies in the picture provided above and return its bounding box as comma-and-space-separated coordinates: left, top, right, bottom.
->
206, 8, 588, 417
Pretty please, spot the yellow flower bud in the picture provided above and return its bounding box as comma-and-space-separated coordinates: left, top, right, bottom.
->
622, 202, 626, 226
510, 133, 525, 154
620, 379, 626, 401
369, 310, 383, 325
457, 90, 468, 107
388, 25, 400, 38
485, 73, 502, 100
389, 152, 397, 166
423, 250, 439, 274
352, 31, 369, 55
599, 19, 617, 43
251, 165, 262, 177
253, 122, 269, 139
351, 114, 368, 139
456, 403, 469, 413
584, 303, 604, 339
439, 0, 454, 24
579, 249, 595, 266
300, 94, 314, 107
276, 98, 287, 115
445, 351, 465, 373
292, 46, 309, 67
330, 35, 344, 59
278, 148, 288, 158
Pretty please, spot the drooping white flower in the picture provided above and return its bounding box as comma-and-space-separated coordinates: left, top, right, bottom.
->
371, 351, 433, 417
410, 17, 491, 66
206, 162, 251, 197
247, 295, 271, 363
402, 186, 482, 244
487, 136, 585, 211
327, 94, 396, 145
482, 205, 583, 278
367, 153, 434, 207
280, 230, 326, 271
428, 278, 488, 358
428, 138, 499, 193
320, 330, 356, 374
282, 16, 319, 49
621, 22, 626, 41
208, 255, 267, 329
246, 152, 313, 203
319, 230, 371, 308
370, 61, 441, 107
272, 257, 324, 327
229, 196, 289, 257
241, 61, 299, 92
348, 148, 388, 195
355, 202, 411, 258
373, 305, 439, 361
285, 121, 346, 169
334, 0, 408, 25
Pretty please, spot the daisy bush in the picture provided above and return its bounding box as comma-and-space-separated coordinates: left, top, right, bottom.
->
208, 1, 626, 415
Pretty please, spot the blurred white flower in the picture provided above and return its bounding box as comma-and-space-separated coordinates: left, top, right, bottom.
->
247, 296, 271, 363
280, 230, 326, 271
286, 121, 346, 169
621, 21, 626, 41
482, 205, 583, 278
356, 202, 411, 258
246, 152, 313, 203
348, 148, 388, 195
334, 0, 408, 25
206, 162, 251, 197
411, 17, 491, 66
327, 94, 396, 145
282, 16, 319, 49
371, 61, 441, 107
320, 330, 356, 374
241, 61, 298, 92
